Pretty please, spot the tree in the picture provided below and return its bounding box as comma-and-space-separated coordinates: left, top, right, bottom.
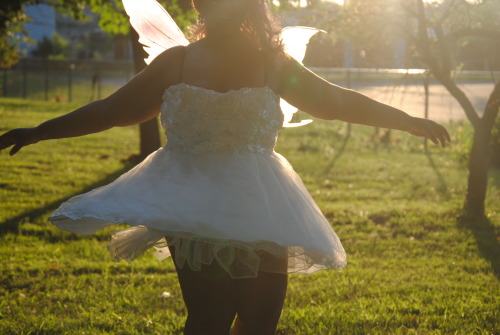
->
293, 0, 404, 68
313, 0, 500, 215
31, 32, 69, 59
0, 0, 38, 68
335, 0, 404, 68
408, 0, 500, 216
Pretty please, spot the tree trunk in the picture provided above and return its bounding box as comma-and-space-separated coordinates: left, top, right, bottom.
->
130, 28, 162, 160
464, 81, 500, 216
465, 123, 490, 216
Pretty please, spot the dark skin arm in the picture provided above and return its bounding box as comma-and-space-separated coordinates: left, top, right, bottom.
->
276, 55, 451, 147
0, 46, 185, 156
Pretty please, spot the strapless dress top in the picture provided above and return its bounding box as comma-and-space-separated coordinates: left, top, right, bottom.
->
161, 82, 283, 154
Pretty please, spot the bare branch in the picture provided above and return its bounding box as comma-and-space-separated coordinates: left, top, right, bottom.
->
433, 23, 451, 75
412, 0, 480, 127
438, 77, 480, 127
415, 0, 442, 74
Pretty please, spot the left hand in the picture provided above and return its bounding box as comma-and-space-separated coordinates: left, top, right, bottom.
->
407, 117, 451, 148
0, 128, 42, 156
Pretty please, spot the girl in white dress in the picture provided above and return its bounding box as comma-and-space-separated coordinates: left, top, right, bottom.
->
0, 0, 450, 334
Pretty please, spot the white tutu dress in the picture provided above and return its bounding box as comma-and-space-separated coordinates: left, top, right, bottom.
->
50, 82, 347, 278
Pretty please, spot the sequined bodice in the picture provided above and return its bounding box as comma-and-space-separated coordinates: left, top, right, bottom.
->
160, 83, 284, 154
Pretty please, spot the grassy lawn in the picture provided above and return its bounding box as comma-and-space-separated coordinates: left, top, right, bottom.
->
0, 98, 498, 334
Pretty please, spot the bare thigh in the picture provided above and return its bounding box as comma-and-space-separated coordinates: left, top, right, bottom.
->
169, 245, 237, 335
232, 253, 288, 335
169, 244, 288, 335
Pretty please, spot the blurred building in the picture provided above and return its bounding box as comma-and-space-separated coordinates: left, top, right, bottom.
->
19, 3, 56, 56
20, 2, 131, 60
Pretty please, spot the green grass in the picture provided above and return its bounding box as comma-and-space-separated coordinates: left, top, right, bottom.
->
0, 98, 499, 334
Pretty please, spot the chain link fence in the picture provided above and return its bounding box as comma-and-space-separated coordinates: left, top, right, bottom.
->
1, 58, 134, 104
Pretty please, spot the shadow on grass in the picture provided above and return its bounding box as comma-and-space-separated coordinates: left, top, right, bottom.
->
425, 145, 451, 200
0, 163, 134, 237
457, 213, 500, 280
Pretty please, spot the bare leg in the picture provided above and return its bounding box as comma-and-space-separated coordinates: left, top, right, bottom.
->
231, 254, 288, 335
169, 244, 288, 335
169, 245, 237, 335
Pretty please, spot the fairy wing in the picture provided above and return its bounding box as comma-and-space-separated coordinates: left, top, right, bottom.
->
280, 26, 325, 127
122, 0, 323, 126
122, 0, 189, 65
281, 26, 325, 64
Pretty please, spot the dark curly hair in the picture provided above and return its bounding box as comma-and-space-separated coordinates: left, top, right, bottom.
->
189, 0, 284, 54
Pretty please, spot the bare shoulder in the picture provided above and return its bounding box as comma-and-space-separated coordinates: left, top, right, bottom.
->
149, 45, 186, 66
264, 50, 290, 93
102, 45, 188, 117
267, 51, 319, 96
141, 45, 187, 88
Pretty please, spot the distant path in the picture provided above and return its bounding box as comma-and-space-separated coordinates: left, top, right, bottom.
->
352, 82, 494, 123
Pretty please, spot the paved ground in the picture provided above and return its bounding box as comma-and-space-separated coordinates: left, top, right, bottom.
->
353, 82, 494, 123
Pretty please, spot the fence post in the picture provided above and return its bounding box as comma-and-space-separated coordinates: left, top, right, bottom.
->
344, 68, 353, 153
345, 68, 352, 89
68, 62, 75, 102
97, 64, 101, 100
424, 70, 430, 120
22, 59, 27, 99
424, 70, 430, 152
2, 68, 7, 97
44, 59, 49, 101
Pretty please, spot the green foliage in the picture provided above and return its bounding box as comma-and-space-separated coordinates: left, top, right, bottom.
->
58, 0, 196, 36
0, 0, 196, 68
163, 0, 197, 32
70, 31, 114, 59
85, 0, 130, 35
0, 99, 499, 334
336, 0, 403, 67
491, 114, 500, 168
0, 1, 34, 68
0, 29, 23, 68
294, 0, 500, 69
449, 121, 474, 167
31, 32, 69, 59
286, 0, 406, 68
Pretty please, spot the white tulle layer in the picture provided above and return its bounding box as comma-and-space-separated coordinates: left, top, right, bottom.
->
50, 148, 346, 278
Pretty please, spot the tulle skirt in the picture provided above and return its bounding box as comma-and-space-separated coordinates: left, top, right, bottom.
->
50, 147, 346, 278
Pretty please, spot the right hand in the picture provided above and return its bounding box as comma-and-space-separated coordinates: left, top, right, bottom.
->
406, 117, 451, 148
0, 128, 41, 156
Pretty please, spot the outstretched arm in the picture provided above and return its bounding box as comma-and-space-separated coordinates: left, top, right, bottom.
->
276, 56, 451, 147
0, 46, 185, 156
